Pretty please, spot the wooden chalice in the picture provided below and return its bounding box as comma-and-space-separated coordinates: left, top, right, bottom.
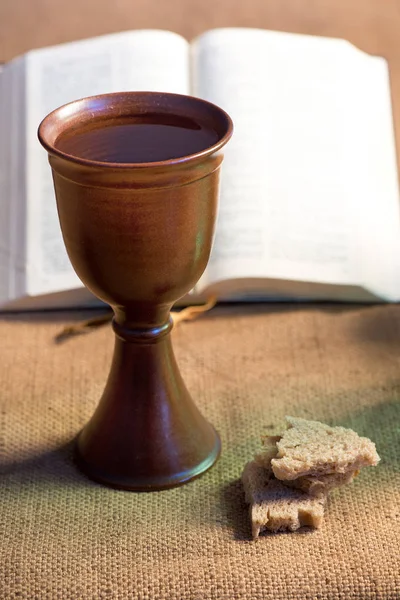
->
38, 92, 233, 491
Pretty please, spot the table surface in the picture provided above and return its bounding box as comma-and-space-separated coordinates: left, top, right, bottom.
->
1, 304, 400, 599
1, 1, 400, 599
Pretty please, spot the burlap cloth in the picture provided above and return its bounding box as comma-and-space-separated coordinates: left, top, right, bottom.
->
0, 304, 399, 599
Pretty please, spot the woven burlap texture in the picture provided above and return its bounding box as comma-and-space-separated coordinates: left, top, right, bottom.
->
1, 304, 399, 599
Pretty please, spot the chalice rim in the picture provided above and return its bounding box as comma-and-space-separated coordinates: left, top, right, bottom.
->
38, 90, 233, 170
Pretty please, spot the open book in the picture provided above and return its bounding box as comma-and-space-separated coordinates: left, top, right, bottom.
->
1, 27, 400, 309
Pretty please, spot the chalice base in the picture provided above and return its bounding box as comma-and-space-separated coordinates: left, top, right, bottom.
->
74, 322, 221, 491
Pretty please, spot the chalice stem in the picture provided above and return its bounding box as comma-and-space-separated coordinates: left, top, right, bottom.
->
75, 312, 220, 490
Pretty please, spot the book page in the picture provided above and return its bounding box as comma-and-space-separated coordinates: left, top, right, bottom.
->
25, 30, 189, 296
0, 64, 11, 302
192, 29, 400, 300
0, 58, 28, 305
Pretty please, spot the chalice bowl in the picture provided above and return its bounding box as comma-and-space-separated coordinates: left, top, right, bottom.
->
38, 91, 233, 490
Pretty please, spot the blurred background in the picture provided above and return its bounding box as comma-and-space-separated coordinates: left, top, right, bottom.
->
1, 0, 399, 62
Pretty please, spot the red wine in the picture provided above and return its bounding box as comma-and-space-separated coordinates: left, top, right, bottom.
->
55, 114, 219, 163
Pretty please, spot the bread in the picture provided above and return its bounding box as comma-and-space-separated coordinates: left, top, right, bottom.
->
242, 461, 326, 539
253, 436, 279, 470
269, 416, 380, 483
242, 416, 380, 537
282, 469, 359, 495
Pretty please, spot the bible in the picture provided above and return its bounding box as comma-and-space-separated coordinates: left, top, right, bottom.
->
1, 27, 399, 309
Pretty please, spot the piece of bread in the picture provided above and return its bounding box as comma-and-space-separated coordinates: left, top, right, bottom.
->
283, 469, 360, 495
253, 436, 279, 470
269, 416, 380, 483
242, 461, 326, 539
242, 417, 380, 538
255, 445, 360, 495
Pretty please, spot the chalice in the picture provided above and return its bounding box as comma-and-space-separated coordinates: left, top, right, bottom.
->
38, 92, 233, 490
